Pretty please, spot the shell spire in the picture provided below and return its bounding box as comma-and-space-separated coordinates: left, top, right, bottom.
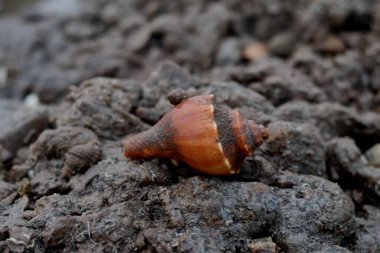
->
123, 120, 175, 159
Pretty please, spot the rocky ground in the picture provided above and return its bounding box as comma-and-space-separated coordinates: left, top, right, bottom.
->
0, 0, 380, 252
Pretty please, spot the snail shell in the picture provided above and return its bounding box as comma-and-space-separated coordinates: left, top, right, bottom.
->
123, 94, 269, 175
62, 140, 102, 177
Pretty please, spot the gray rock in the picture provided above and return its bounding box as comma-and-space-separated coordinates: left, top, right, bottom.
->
24, 162, 354, 252
268, 32, 296, 58
142, 61, 198, 107
57, 77, 146, 139
0, 100, 48, 153
272, 172, 354, 253
272, 101, 380, 151
206, 81, 274, 114
250, 70, 327, 106
216, 38, 241, 66
365, 143, 380, 168
258, 121, 327, 177
0, 181, 16, 200
353, 205, 380, 253
31, 126, 98, 159
326, 138, 380, 201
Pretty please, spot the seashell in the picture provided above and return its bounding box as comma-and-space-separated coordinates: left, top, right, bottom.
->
62, 140, 102, 177
123, 94, 269, 175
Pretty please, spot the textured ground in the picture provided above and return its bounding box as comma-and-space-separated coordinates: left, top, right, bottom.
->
0, 0, 380, 252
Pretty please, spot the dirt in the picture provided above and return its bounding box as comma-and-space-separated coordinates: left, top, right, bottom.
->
0, 0, 380, 252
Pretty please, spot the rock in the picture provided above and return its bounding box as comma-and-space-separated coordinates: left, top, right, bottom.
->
31, 167, 67, 196
57, 77, 147, 139
17, 178, 32, 197
316, 35, 346, 55
22, 160, 356, 252
126, 25, 152, 52
0, 18, 40, 67
0, 67, 7, 88
292, 49, 370, 109
43, 216, 81, 247
326, 138, 380, 202
31, 127, 98, 159
216, 38, 241, 66
22, 0, 84, 20
206, 81, 274, 114
242, 42, 268, 62
64, 19, 104, 41
250, 70, 326, 106
247, 237, 277, 253
258, 121, 327, 177
0, 181, 16, 200
188, 3, 231, 70
166, 88, 189, 106
302, 0, 373, 32
365, 144, 380, 168
219, 58, 284, 86
0, 196, 28, 242
0, 145, 12, 165
272, 101, 380, 150
271, 172, 355, 253
268, 32, 296, 58
141, 61, 198, 107
240, 156, 276, 183
0, 100, 48, 153
149, 14, 184, 51
352, 205, 380, 253
135, 106, 163, 124
32, 66, 85, 103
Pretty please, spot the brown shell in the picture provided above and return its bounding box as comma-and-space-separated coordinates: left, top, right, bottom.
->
62, 140, 102, 177
123, 94, 269, 175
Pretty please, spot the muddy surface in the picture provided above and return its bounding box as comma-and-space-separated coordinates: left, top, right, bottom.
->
0, 0, 380, 252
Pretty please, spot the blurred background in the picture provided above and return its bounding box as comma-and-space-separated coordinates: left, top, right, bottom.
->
0, 0, 379, 110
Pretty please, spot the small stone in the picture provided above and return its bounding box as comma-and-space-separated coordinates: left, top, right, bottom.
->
242, 42, 268, 62
0, 145, 12, 163
0, 181, 16, 200
216, 38, 240, 66
240, 156, 275, 182
9, 164, 30, 182
0, 67, 7, 87
142, 61, 197, 107
127, 26, 152, 52
23, 93, 41, 108
247, 237, 277, 253
135, 106, 162, 123
17, 178, 32, 197
167, 88, 188, 106
268, 32, 295, 58
316, 35, 346, 54
327, 138, 380, 199
0, 100, 48, 153
365, 144, 380, 168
